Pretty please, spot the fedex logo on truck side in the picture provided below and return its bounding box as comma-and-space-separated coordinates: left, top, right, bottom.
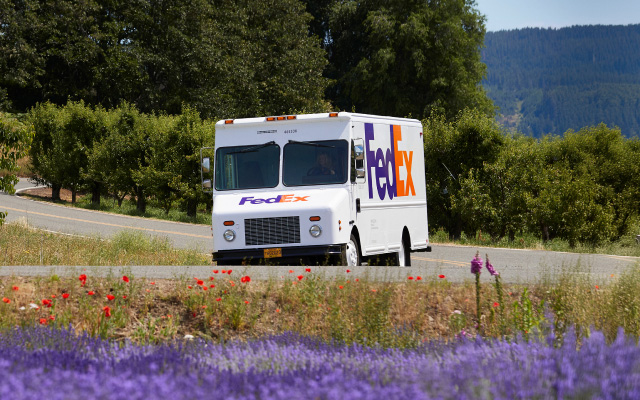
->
365, 123, 415, 200
239, 194, 309, 205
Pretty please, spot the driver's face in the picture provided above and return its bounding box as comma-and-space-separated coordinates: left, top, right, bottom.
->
318, 153, 330, 167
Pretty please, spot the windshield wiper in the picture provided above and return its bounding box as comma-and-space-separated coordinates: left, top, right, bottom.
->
229, 141, 277, 154
287, 140, 335, 148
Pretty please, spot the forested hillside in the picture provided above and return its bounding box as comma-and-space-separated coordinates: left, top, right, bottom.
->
482, 25, 640, 137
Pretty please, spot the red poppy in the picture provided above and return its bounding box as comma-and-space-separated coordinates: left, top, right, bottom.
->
122, 275, 130, 283
209, 277, 215, 281
346, 269, 351, 273
213, 270, 219, 274
122, 295, 127, 299
103, 306, 111, 318
49, 315, 55, 321
202, 286, 208, 291
79, 274, 87, 286
12, 286, 18, 291
62, 293, 69, 299
297, 275, 304, 281
216, 298, 221, 302
39, 318, 47, 325
2, 297, 9, 304
221, 270, 227, 274
42, 299, 52, 307
338, 285, 344, 289
244, 300, 250, 304
241, 276, 251, 283
188, 285, 193, 289
87, 291, 95, 296
438, 274, 446, 279
149, 282, 155, 285
595, 285, 599, 290
197, 280, 204, 286
305, 268, 311, 273
106, 294, 115, 301
210, 284, 215, 288
227, 269, 233, 275
289, 270, 294, 273
408, 276, 414, 280
493, 302, 500, 307
416, 276, 423, 281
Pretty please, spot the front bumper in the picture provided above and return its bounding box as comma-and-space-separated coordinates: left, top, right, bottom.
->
213, 244, 343, 264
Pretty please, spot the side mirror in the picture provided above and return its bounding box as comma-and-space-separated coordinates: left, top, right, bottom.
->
353, 141, 365, 179
202, 157, 210, 173
200, 147, 214, 193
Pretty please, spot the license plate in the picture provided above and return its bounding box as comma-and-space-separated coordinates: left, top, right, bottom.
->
264, 248, 282, 258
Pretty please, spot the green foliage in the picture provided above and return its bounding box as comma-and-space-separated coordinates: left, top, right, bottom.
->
483, 25, 640, 137
0, 113, 34, 224
0, 0, 330, 119
308, 0, 492, 119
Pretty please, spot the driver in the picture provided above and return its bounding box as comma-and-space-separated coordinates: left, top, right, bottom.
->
307, 151, 335, 176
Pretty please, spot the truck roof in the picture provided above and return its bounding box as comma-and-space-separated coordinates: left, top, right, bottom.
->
215, 112, 421, 127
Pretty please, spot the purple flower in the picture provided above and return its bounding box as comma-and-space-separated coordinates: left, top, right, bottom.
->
471, 253, 483, 274
485, 259, 499, 276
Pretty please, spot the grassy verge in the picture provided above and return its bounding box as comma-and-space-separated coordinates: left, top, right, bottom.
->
430, 227, 640, 257
2, 223, 640, 346
0, 221, 210, 265
1, 261, 639, 346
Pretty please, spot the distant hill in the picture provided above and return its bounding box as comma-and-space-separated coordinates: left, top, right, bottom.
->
481, 25, 640, 137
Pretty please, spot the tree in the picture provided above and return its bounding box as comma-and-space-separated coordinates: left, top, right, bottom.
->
0, 113, 34, 225
305, 0, 493, 119
423, 108, 505, 237
133, 107, 214, 217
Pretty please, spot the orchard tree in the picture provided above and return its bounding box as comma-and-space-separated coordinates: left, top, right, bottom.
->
0, 113, 33, 224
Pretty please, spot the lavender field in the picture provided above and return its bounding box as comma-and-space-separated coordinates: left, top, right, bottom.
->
1, 325, 639, 400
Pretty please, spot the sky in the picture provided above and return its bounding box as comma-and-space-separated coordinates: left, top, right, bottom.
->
475, 0, 640, 32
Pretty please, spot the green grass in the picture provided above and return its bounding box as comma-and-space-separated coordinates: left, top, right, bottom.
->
75, 195, 212, 225
430, 227, 640, 257
2, 222, 640, 346
0, 221, 209, 266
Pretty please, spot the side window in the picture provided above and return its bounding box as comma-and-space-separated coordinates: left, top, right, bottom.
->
351, 138, 365, 183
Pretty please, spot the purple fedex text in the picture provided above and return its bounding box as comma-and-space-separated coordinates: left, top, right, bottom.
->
365, 123, 415, 200
239, 194, 309, 205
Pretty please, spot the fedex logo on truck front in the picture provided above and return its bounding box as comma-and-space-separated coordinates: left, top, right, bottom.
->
239, 194, 309, 205
365, 123, 415, 200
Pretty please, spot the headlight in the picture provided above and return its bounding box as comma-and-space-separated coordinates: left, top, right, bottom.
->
223, 229, 236, 242
309, 225, 322, 238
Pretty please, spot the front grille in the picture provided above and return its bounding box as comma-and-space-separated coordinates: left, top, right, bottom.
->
245, 216, 301, 246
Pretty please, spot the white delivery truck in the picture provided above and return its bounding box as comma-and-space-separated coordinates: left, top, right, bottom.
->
201, 112, 431, 266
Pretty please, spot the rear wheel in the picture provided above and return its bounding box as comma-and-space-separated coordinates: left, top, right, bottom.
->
397, 234, 411, 267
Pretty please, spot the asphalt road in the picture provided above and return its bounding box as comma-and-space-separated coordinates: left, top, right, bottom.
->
3, 178, 639, 284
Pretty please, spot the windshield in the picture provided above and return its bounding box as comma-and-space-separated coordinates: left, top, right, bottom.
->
215, 143, 280, 190
283, 140, 348, 186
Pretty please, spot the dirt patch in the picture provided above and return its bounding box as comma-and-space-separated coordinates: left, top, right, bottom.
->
19, 187, 83, 203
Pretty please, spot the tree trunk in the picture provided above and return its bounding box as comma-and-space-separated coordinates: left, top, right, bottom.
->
136, 186, 146, 213
51, 183, 61, 202
91, 182, 101, 206
187, 198, 197, 218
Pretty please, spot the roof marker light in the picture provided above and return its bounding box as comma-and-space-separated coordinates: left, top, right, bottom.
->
224, 119, 234, 124
266, 117, 276, 121
329, 112, 339, 117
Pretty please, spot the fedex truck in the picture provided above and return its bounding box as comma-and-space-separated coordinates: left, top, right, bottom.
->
201, 112, 431, 266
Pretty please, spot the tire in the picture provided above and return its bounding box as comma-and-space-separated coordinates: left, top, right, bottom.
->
397, 235, 411, 267
342, 234, 360, 266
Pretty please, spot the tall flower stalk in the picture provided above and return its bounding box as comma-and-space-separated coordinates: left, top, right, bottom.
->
470, 252, 483, 327
486, 254, 505, 335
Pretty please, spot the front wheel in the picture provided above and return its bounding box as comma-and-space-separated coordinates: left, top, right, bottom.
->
341, 234, 360, 266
